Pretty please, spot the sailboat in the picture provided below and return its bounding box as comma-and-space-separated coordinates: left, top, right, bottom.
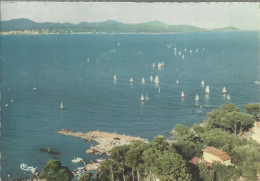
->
182, 55, 185, 60
222, 87, 227, 94
227, 94, 231, 100
87, 58, 90, 62
72, 157, 83, 163
153, 63, 156, 69
176, 79, 179, 84
201, 80, 205, 87
196, 49, 198, 53
190, 50, 192, 54
117, 42, 120, 47
150, 75, 153, 82
205, 85, 210, 94
179, 51, 182, 55
203, 48, 205, 51
181, 91, 185, 98
161, 62, 165, 66
184, 48, 187, 52
195, 94, 199, 101
140, 94, 145, 102
158, 63, 162, 69
130, 78, 134, 83
113, 75, 117, 81
154, 75, 159, 84
142, 77, 145, 84
61, 102, 65, 110
145, 93, 149, 101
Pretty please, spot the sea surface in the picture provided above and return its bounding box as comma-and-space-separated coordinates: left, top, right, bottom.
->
1, 32, 260, 179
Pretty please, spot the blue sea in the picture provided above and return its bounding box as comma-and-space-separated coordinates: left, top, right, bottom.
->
1, 32, 260, 179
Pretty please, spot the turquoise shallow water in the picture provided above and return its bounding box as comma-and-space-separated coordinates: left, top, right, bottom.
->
1, 32, 260, 179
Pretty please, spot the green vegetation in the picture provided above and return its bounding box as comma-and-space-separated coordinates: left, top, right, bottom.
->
39, 160, 74, 181
37, 103, 260, 181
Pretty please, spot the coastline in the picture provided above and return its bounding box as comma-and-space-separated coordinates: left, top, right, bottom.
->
57, 129, 147, 155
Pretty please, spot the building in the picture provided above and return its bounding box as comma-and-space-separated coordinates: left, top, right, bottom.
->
202, 147, 232, 166
251, 122, 260, 143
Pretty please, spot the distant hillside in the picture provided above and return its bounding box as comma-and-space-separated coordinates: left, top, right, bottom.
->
0, 18, 240, 33
212, 26, 240, 31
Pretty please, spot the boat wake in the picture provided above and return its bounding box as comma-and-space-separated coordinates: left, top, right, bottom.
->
99, 50, 117, 58
254, 81, 260, 85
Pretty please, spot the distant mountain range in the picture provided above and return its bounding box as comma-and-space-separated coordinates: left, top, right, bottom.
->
0, 18, 240, 33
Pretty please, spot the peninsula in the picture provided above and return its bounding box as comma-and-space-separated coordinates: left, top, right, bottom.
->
57, 129, 147, 155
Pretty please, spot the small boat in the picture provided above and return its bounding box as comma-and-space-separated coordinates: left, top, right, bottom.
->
61, 102, 65, 110
140, 94, 145, 102
161, 62, 165, 66
174, 51, 177, 56
254, 81, 260, 85
227, 94, 231, 100
130, 78, 134, 83
10, 99, 14, 103
150, 75, 153, 82
195, 94, 199, 101
184, 48, 187, 52
117, 42, 120, 47
158, 63, 162, 69
222, 86, 227, 94
142, 77, 145, 84
87, 58, 90, 62
154, 75, 159, 84
190, 50, 192, 54
196, 49, 198, 53
145, 93, 149, 101
113, 75, 117, 81
176, 80, 179, 84
181, 55, 185, 60
33, 87, 37, 90
181, 91, 185, 98
201, 80, 205, 87
72, 157, 83, 163
179, 51, 182, 55
203, 48, 205, 51
97, 158, 105, 163
153, 63, 156, 68
205, 85, 210, 94
5, 104, 8, 107
158, 87, 161, 93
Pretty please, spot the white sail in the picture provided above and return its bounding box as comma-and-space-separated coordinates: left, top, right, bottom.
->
195, 94, 199, 101
181, 91, 185, 98
227, 94, 231, 100
205, 85, 210, 94
190, 50, 192, 54
176, 79, 179, 84
158, 63, 161, 68
203, 48, 205, 51
154, 75, 160, 84
184, 48, 187, 52
117, 42, 120, 47
142, 77, 145, 84
61, 102, 64, 110
201, 80, 205, 87
153, 63, 156, 68
196, 49, 198, 53
222, 86, 227, 94
150, 75, 153, 82
146, 93, 149, 101
87, 58, 90, 62
179, 51, 182, 55
182, 55, 185, 60
161, 62, 165, 66
140, 94, 145, 102
113, 75, 117, 81
130, 78, 134, 83
174, 51, 177, 56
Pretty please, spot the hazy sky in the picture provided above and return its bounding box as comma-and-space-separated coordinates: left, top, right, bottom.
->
1, 2, 259, 30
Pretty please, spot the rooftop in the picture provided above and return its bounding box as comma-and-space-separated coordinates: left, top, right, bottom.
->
202, 147, 231, 161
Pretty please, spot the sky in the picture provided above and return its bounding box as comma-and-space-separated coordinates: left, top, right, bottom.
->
1, 2, 259, 30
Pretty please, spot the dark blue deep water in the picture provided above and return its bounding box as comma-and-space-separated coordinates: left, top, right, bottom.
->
1, 32, 260, 179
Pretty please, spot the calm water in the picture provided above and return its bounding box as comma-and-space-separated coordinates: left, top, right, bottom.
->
1, 32, 260, 179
